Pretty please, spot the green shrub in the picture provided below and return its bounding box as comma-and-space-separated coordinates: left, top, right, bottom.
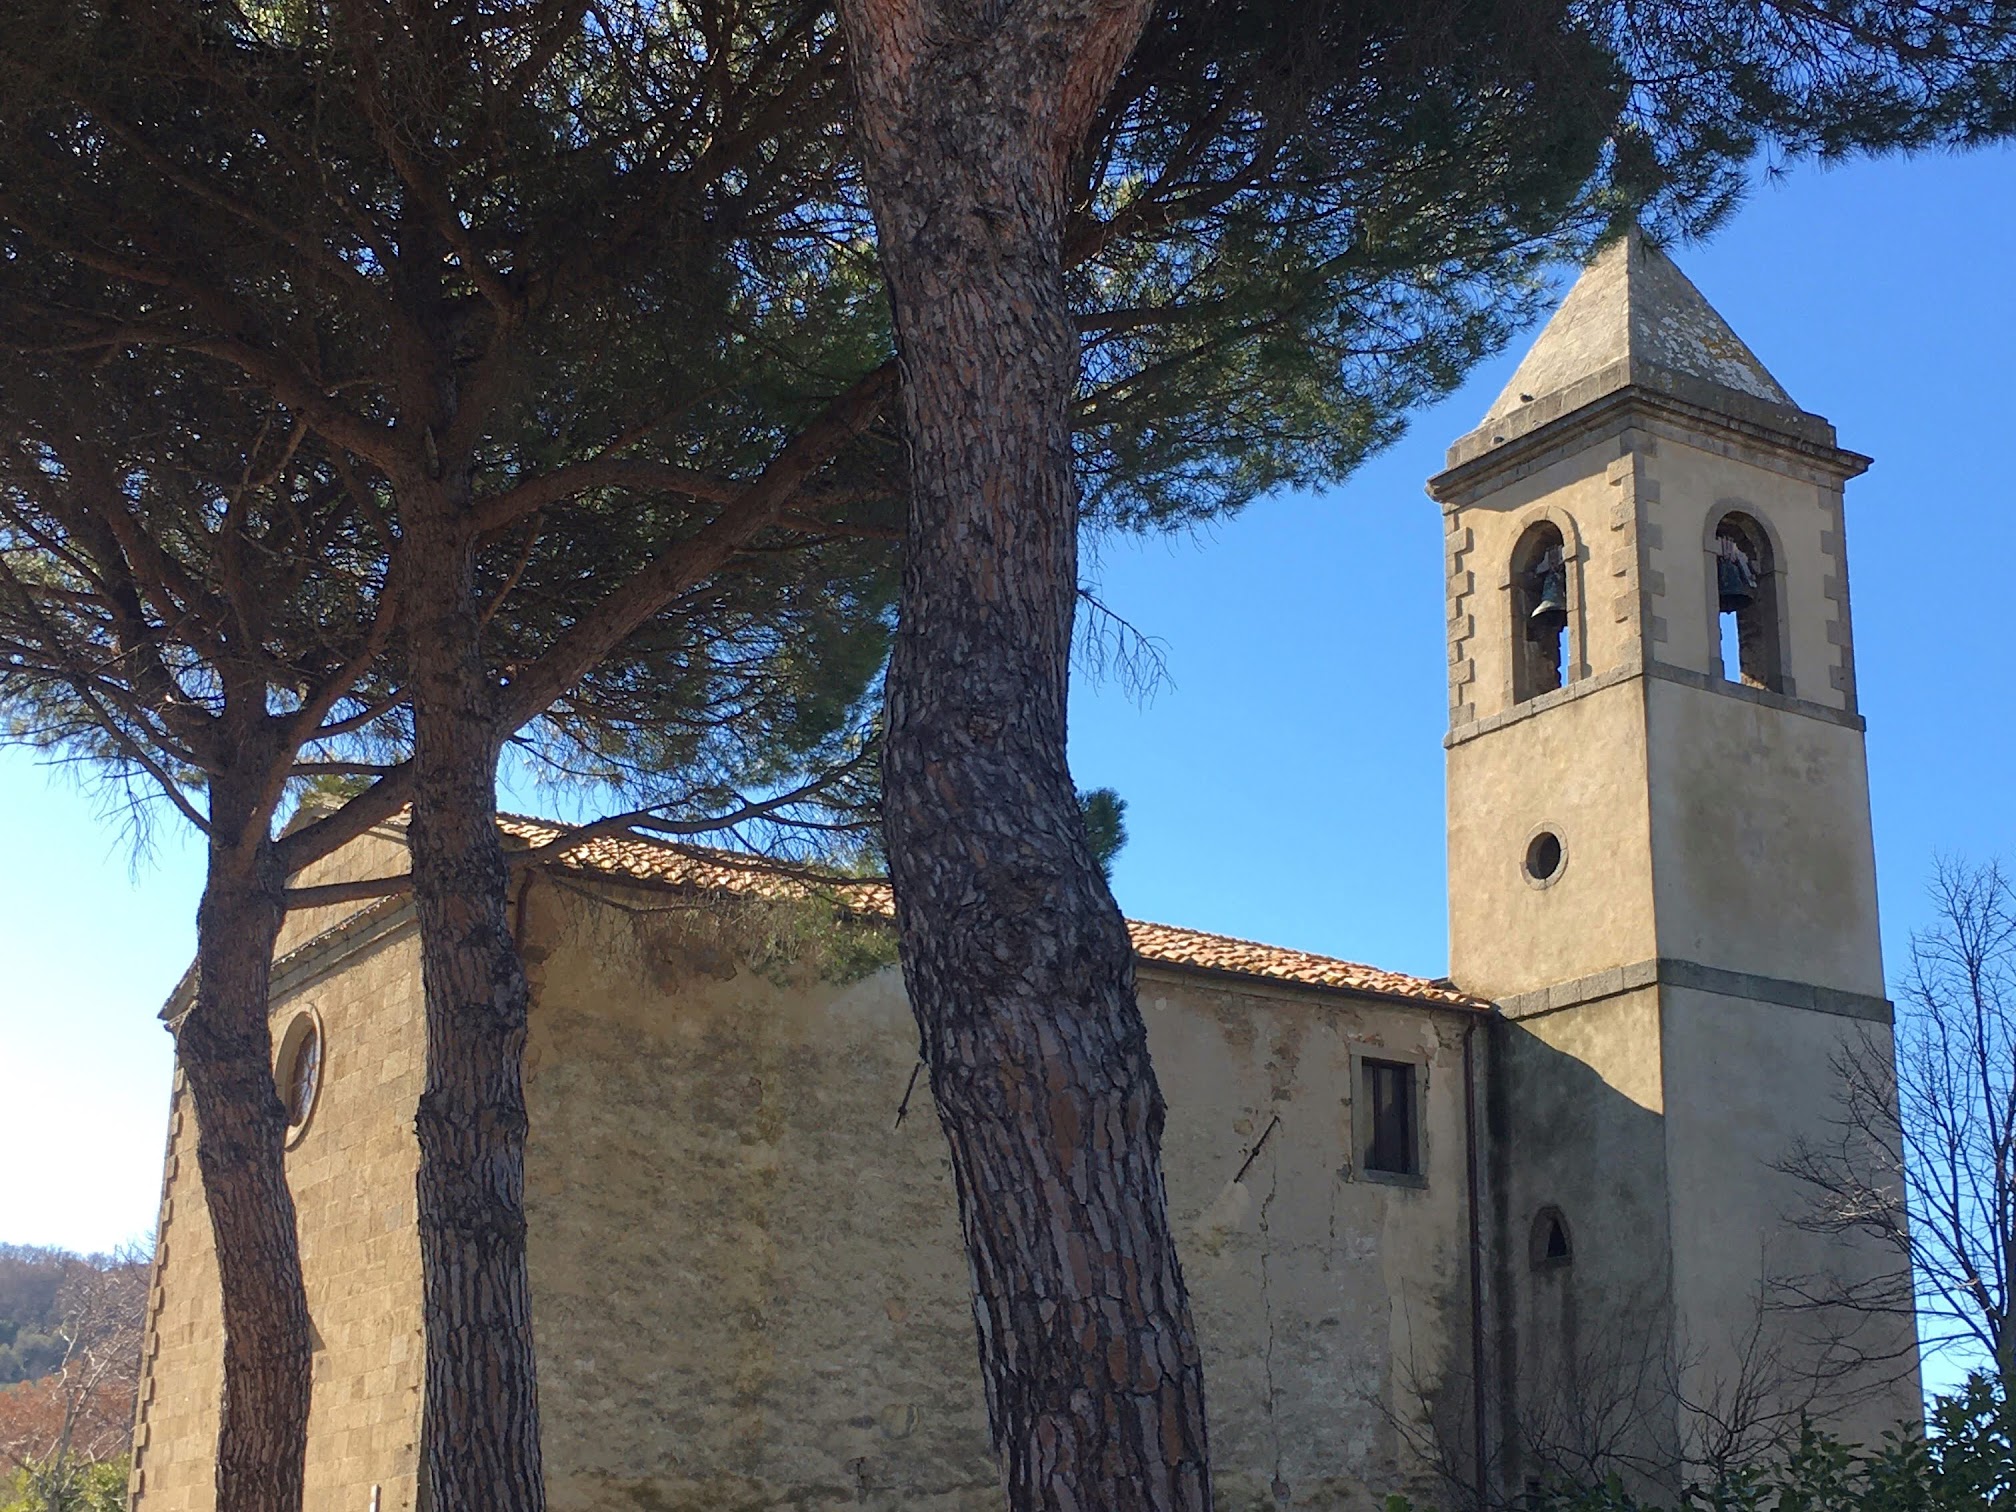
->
0, 1455, 128, 1512
1385, 1377, 2011, 1512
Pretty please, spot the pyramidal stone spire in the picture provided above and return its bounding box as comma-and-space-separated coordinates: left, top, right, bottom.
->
1446, 228, 1834, 468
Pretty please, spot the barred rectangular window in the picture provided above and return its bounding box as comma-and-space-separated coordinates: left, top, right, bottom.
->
1363, 1058, 1418, 1177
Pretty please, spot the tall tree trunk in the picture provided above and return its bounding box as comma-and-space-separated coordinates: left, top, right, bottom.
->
172, 773, 310, 1512
837, 5, 1210, 1508
403, 501, 546, 1512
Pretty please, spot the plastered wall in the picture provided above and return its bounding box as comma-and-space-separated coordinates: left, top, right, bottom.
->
1486, 988, 1676, 1495
137, 852, 1486, 1512
1645, 680, 1882, 994
1636, 431, 1857, 708
1447, 678, 1657, 1001
1487, 979, 1918, 1499
515, 874, 1485, 1512
1443, 442, 1618, 725
1442, 388, 1910, 1497
1660, 989, 1920, 1451
131, 820, 1919, 1512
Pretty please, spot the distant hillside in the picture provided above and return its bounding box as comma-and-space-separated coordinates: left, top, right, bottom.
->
0, 1245, 149, 1385
0, 1244, 151, 1490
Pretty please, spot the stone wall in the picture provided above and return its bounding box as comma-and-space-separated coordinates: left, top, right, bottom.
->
517, 872, 1483, 1512
129, 1072, 221, 1512
1644, 676, 1882, 996
135, 840, 1484, 1512
133, 827, 428, 1512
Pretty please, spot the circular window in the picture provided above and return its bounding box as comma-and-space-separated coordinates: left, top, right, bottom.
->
275, 1010, 324, 1146
1523, 830, 1565, 886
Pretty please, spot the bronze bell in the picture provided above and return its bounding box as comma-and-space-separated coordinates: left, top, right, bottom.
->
1717, 537, 1758, 613
1528, 548, 1568, 637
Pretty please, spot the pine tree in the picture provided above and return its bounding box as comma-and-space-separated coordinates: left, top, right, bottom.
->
833, 1, 2016, 1506
0, 7, 898, 1504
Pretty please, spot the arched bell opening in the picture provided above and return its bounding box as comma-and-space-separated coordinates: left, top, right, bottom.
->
1712, 512, 1783, 692
1510, 520, 1571, 703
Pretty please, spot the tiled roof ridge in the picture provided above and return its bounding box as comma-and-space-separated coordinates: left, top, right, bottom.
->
1124, 919, 1482, 1009
496, 811, 886, 893
491, 811, 1488, 1012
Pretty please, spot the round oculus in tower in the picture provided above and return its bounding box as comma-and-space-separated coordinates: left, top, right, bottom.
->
1523, 829, 1566, 887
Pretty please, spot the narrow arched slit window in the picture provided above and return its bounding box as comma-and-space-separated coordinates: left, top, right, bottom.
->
1713, 513, 1782, 692
1511, 522, 1569, 702
1531, 1206, 1572, 1270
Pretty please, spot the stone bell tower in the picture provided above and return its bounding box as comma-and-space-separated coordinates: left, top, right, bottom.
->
1428, 230, 1918, 1493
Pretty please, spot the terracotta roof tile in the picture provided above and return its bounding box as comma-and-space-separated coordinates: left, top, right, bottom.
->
496, 814, 1486, 1012
1121, 919, 1483, 1008
498, 814, 897, 911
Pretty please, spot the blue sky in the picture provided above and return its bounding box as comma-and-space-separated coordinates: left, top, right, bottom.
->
1070, 146, 2016, 987
2, 143, 2012, 1355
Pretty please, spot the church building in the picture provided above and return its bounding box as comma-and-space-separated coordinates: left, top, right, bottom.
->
128, 232, 1918, 1512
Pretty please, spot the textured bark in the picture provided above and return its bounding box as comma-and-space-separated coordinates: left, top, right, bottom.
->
404, 500, 545, 1512
383, 241, 886, 1510
172, 776, 310, 1512
837, 4, 1211, 1508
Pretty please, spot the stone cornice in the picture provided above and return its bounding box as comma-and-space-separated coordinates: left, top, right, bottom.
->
1444, 658, 1865, 749
1429, 383, 1870, 504
1495, 956, 1891, 1025
156, 893, 416, 1024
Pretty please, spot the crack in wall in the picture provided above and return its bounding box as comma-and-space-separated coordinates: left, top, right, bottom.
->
1258, 1131, 1287, 1500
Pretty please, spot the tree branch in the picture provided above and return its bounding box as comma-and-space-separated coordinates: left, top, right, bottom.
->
497, 362, 896, 727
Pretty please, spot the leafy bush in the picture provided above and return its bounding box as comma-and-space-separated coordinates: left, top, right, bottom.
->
0, 1455, 128, 1512
1385, 1376, 2012, 1512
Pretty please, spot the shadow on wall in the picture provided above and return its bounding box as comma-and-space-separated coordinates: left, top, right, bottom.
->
1381, 1015, 1913, 1511
516, 878, 1492, 1512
